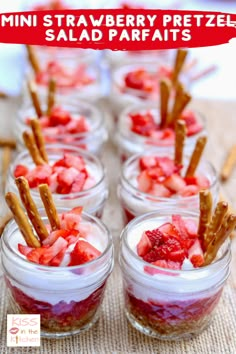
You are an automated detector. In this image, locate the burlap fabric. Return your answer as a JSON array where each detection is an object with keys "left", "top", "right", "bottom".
[{"left": 0, "top": 98, "right": 236, "bottom": 353}]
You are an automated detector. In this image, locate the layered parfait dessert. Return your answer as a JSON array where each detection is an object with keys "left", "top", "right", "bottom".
[
  {"left": 115, "top": 79, "right": 204, "bottom": 161},
  {"left": 118, "top": 121, "right": 218, "bottom": 224},
  {"left": 110, "top": 49, "right": 189, "bottom": 116},
  {"left": 16, "top": 80, "right": 107, "bottom": 155},
  {"left": 2, "top": 182, "right": 113, "bottom": 337},
  {"left": 8, "top": 120, "right": 108, "bottom": 217},
  {"left": 119, "top": 193, "right": 236, "bottom": 339},
  {"left": 26, "top": 45, "right": 102, "bottom": 103}
]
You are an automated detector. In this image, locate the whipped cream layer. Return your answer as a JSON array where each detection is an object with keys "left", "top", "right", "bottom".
[{"left": 3, "top": 221, "right": 110, "bottom": 305}]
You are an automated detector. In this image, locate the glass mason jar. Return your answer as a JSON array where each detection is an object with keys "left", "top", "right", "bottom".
[
  {"left": 118, "top": 149, "right": 218, "bottom": 224},
  {"left": 119, "top": 210, "right": 231, "bottom": 340},
  {"left": 110, "top": 63, "right": 189, "bottom": 118},
  {"left": 115, "top": 102, "right": 206, "bottom": 162},
  {"left": 25, "top": 53, "right": 103, "bottom": 104},
  {"left": 1, "top": 208, "right": 114, "bottom": 338},
  {"left": 6, "top": 145, "right": 108, "bottom": 218},
  {"left": 16, "top": 98, "right": 108, "bottom": 156}
]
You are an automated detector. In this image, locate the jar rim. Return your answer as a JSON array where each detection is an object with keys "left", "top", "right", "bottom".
[
  {"left": 2, "top": 208, "right": 113, "bottom": 272},
  {"left": 19, "top": 98, "right": 104, "bottom": 138},
  {"left": 9, "top": 144, "right": 106, "bottom": 199},
  {"left": 120, "top": 209, "right": 231, "bottom": 275},
  {"left": 118, "top": 102, "right": 206, "bottom": 147},
  {"left": 120, "top": 149, "right": 218, "bottom": 204}
]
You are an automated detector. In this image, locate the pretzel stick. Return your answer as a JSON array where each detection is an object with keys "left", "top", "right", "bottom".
[
  {"left": 15, "top": 177, "right": 48, "bottom": 242},
  {"left": 159, "top": 79, "right": 171, "bottom": 129},
  {"left": 30, "top": 119, "right": 48, "bottom": 163},
  {"left": 2, "top": 147, "right": 12, "bottom": 191},
  {"left": 47, "top": 78, "right": 56, "bottom": 116},
  {"left": 185, "top": 136, "right": 207, "bottom": 178},
  {"left": 167, "top": 83, "right": 184, "bottom": 126},
  {"left": 198, "top": 190, "right": 212, "bottom": 241},
  {"left": 174, "top": 120, "right": 186, "bottom": 166},
  {"left": 39, "top": 184, "right": 60, "bottom": 231},
  {"left": 220, "top": 145, "right": 236, "bottom": 182},
  {"left": 26, "top": 45, "right": 40, "bottom": 75},
  {"left": 203, "top": 214, "right": 236, "bottom": 266},
  {"left": 5, "top": 192, "right": 40, "bottom": 248},
  {"left": 171, "top": 92, "right": 192, "bottom": 123},
  {"left": 0, "top": 138, "right": 16, "bottom": 149},
  {"left": 0, "top": 213, "right": 12, "bottom": 237},
  {"left": 172, "top": 49, "right": 188, "bottom": 85},
  {"left": 203, "top": 201, "right": 228, "bottom": 250},
  {"left": 27, "top": 80, "right": 42, "bottom": 118},
  {"left": 23, "top": 131, "right": 45, "bottom": 166}
]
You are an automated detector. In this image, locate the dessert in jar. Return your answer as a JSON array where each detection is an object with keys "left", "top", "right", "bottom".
[
  {"left": 118, "top": 122, "right": 218, "bottom": 224},
  {"left": 110, "top": 49, "right": 189, "bottom": 116},
  {"left": 16, "top": 80, "right": 107, "bottom": 155},
  {"left": 119, "top": 193, "right": 236, "bottom": 340},
  {"left": 115, "top": 79, "right": 204, "bottom": 161},
  {"left": 2, "top": 184, "right": 113, "bottom": 338},
  {"left": 25, "top": 45, "right": 103, "bottom": 103},
  {"left": 7, "top": 120, "right": 108, "bottom": 218}
]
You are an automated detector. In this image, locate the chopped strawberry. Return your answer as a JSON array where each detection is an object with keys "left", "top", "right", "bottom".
[
  {"left": 69, "top": 240, "right": 101, "bottom": 266},
  {"left": 60, "top": 211, "right": 81, "bottom": 230},
  {"left": 196, "top": 175, "right": 210, "bottom": 189},
  {"left": 42, "top": 229, "right": 72, "bottom": 246},
  {"left": 71, "top": 172, "right": 87, "bottom": 193},
  {"left": 71, "top": 206, "right": 83, "bottom": 215},
  {"left": 49, "top": 246, "right": 67, "bottom": 266},
  {"left": 130, "top": 112, "right": 156, "bottom": 136},
  {"left": 145, "top": 229, "right": 164, "bottom": 246},
  {"left": 164, "top": 173, "right": 186, "bottom": 192},
  {"left": 139, "top": 156, "right": 157, "bottom": 171},
  {"left": 26, "top": 165, "right": 52, "bottom": 188},
  {"left": 137, "top": 232, "right": 152, "bottom": 257},
  {"left": 149, "top": 183, "right": 172, "bottom": 198},
  {"left": 179, "top": 185, "right": 200, "bottom": 197},
  {"left": 172, "top": 215, "right": 189, "bottom": 239},
  {"left": 27, "top": 248, "right": 45, "bottom": 263},
  {"left": 147, "top": 167, "right": 165, "bottom": 181},
  {"left": 137, "top": 170, "right": 152, "bottom": 193},
  {"left": 188, "top": 239, "right": 204, "bottom": 267},
  {"left": 184, "top": 219, "right": 198, "bottom": 238},
  {"left": 64, "top": 154, "right": 86, "bottom": 172},
  {"left": 144, "top": 260, "right": 181, "bottom": 275},
  {"left": 187, "top": 123, "right": 203, "bottom": 136},
  {"left": 39, "top": 237, "right": 68, "bottom": 265},
  {"left": 158, "top": 223, "right": 182, "bottom": 240},
  {"left": 57, "top": 167, "right": 79, "bottom": 187},
  {"left": 157, "top": 157, "right": 177, "bottom": 176},
  {"left": 14, "top": 165, "right": 29, "bottom": 178},
  {"left": 18, "top": 244, "right": 33, "bottom": 256},
  {"left": 184, "top": 176, "right": 198, "bottom": 185},
  {"left": 49, "top": 107, "right": 71, "bottom": 126},
  {"left": 125, "top": 70, "right": 145, "bottom": 90}
]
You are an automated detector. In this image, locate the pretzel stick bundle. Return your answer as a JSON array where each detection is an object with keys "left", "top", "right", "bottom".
[
  {"left": 159, "top": 79, "right": 171, "bottom": 129},
  {"left": 174, "top": 120, "right": 186, "bottom": 166},
  {"left": 30, "top": 119, "right": 48, "bottom": 163},
  {"left": 47, "top": 78, "right": 56, "bottom": 116},
  {"left": 185, "top": 136, "right": 207, "bottom": 178},
  {"left": 2, "top": 147, "right": 12, "bottom": 191},
  {"left": 172, "top": 49, "right": 188, "bottom": 85},
  {"left": 5, "top": 192, "right": 41, "bottom": 248},
  {"left": 220, "top": 144, "right": 236, "bottom": 182},
  {"left": 15, "top": 177, "right": 49, "bottom": 242},
  {"left": 203, "top": 213, "right": 236, "bottom": 266},
  {"left": 198, "top": 190, "right": 213, "bottom": 243},
  {"left": 27, "top": 80, "right": 42, "bottom": 118},
  {"left": 203, "top": 201, "right": 228, "bottom": 250},
  {"left": 23, "top": 131, "right": 45, "bottom": 166},
  {"left": 26, "top": 45, "right": 40, "bottom": 75},
  {"left": 0, "top": 213, "right": 12, "bottom": 237},
  {"left": 39, "top": 184, "right": 60, "bottom": 231}
]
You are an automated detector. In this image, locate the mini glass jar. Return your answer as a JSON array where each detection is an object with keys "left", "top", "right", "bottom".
[
  {"left": 6, "top": 145, "right": 108, "bottom": 218},
  {"left": 119, "top": 210, "right": 231, "bottom": 340},
  {"left": 110, "top": 63, "right": 189, "bottom": 117},
  {"left": 118, "top": 149, "right": 218, "bottom": 224},
  {"left": 115, "top": 102, "right": 206, "bottom": 162},
  {"left": 1, "top": 208, "right": 114, "bottom": 338},
  {"left": 15, "top": 98, "right": 108, "bottom": 156}
]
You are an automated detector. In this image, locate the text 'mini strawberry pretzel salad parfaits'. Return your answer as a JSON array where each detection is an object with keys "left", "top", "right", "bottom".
[
  {"left": 7, "top": 120, "right": 108, "bottom": 218},
  {"left": 115, "top": 77, "right": 205, "bottom": 161},
  {"left": 119, "top": 190, "right": 236, "bottom": 340},
  {"left": 118, "top": 120, "right": 218, "bottom": 224},
  {"left": 16, "top": 79, "right": 107, "bottom": 155},
  {"left": 1, "top": 182, "right": 113, "bottom": 338}
]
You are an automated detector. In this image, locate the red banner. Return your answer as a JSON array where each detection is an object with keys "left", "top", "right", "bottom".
[{"left": 0, "top": 9, "right": 235, "bottom": 49}]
